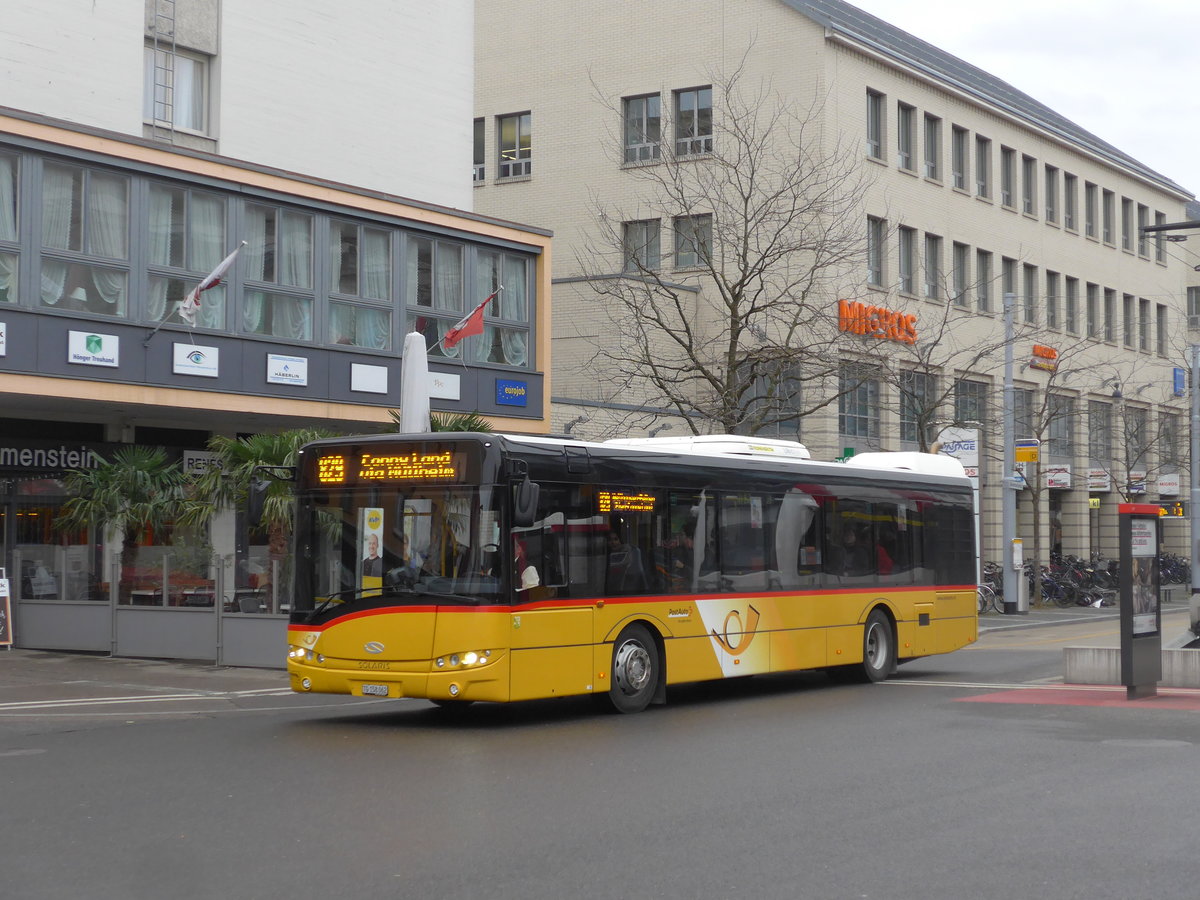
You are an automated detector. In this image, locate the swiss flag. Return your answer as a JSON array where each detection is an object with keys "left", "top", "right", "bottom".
[{"left": 443, "top": 287, "right": 500, "bottom": 349}]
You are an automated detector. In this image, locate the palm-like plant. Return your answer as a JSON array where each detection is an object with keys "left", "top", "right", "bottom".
[
  {"left": 178, "top": 429, "right": 335, "bottom": 569},
  {"left": 58, "top": 446, "right": 187, "bottom": 586},
  {"left": 388, "top": 410, "right": 494, "bottom": 433}
]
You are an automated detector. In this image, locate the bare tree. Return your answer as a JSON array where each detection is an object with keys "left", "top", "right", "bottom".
[{"left": 576, "top": 58, "right": 875, "bottom": 436}]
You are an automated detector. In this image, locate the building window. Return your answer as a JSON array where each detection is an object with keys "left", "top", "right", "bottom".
[
  {"left": 242, "top": 203, "right": 313, "bottom": 339},
  {"left": 1155, "top": 211, "right": 1167, "bottom": 262},
  {"left": 1022, "top": 263, "right": 1037, "bottom": 325},
  {"left": 328, "top": 219, "right": 393, "bottom": 349},
  {"left": 1063, "top": 173, "right": 1077, "bottom": 230},
  {"left": 1137, "top": 204, "right": 1149, "bottom": 257},
  {"left": 866, "top": 90, "right": 884, "bottom": 160},
  {"left": 147, "top": 183, "right": 227, "bottom": 327},
  {"left": 1121, "top": 197, "right": 1133, "bottom": 250},
  {"left": 1104, "top": 288, "right": 1116, "bottom": 342},
  {"left": 923, "top": 114, "right": 941, "bottom": 180},
  {"left": 1084, "top": 182, "right": 1097, "bottom": 238},
  {"left": 473, "top": 118, "right": 485, "bottom": 182},
  {"left": 975, "top": 135, "right": 991, "bottom": 198},
  {"left": 839, "top": 364, "right": 881, "bottom": 440},
  {"left": 1102, "top": 190, "right": 1115, "bottom": 244},
  {"left": 924, "top": 233, "right": 942, "bottom": 299},
  {"left": 1002, "top": 257, "right": 1016, "bottom": 308},
  {"left": 0, "top": 153, "right": 16, "bottom": 304},
  {"left": 1014, "top": 388, "right": 1034, "bottom": 438},
  {"left": 1044, "top": 165, "right": 1058, "bottom": 223},
  {"left": 1125, "top": 406, "right": 1149, "bottom": 472},
  {"left": 1122, "top": 293, "right": 1134, "bottom": 347},
  {"left": 976, "top": 249, "right": 992, "bottom": 312},
  {"left": 1085, "top": 283, "right": 1099, "bottom": 339},
  {"left": 143, "top": 45, "right": 209, "bottom": 132},
  {"left": 1139, "top": 297, "right": 1150, "bottom": 351},
  {"left": 897, "top": 103, "right": 915, "bottom": 170},
  {"left": 954, "top": 378, "right": 988, "bottom": 426},
  {"left": 951, "top": 126, "right": 968, "bottom": 190},
  {"left": 1045, "top": 271, "right": 1059, "bottom": 329},
  {"left": 498, "top": 113, "right": 532, "bottom": 178},
  {"left": 1189, "top": 286, "right": 1200, "bottom": 323},
  {"left": 1088, "top": 400, "right": 1112, "bottom": 466},
  {"left": 867, "top": 216, "right": 885, "bottom": 287},
  {"left": 1021, "top": 155, "right": 1037, "bottom": 215},
  {"left": 470, "top": 250, "right": 530, "bottom": 368},
  {"left": 624, "top": 93, "right": 661, "bottom": 163},
  {"left": 675, "top": 87, "right": 712, "bottom": 156},
  {"left": 40, "top": 162, "right": 130, "bottom": 317},
  {"left": 951, "top": 241, "right": 969, "bottom": 307},
  {"left": 1156, "top": 303, "right": 1168, "bottom": 355},
  {"left": 405, "top": 235, "right": 464, "bottom": 359},
  {"left": 1064, "top": 276, "right": 1078, "bottom": 334},
  {"left": 898, "top": 226, "right": 916, "bottom": 294},
  {"left": 673, "top": 214, "right": 711, "bottom": 268},
  {"left": 1159, "top": 413, "right": 1181, "bottom": 470},
  {"left": 623, "top": 219, "right": 661, "bottom": 271},
  {"left": 1046, "top": 394, "right": 1076, "bottom": 460},
  {"left": 899, "top": 370, "right": 934, "bottom": 445},
  {"left": 999, "top": 146, "right": 1015, "bottom": 207}
]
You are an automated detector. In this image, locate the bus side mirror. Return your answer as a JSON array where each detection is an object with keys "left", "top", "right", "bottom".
[
  {"left": 513, "top": 475, "right": 540, "bottom": 528},
  {"left": 247, "top": 478, "right": 269, "bottom": 529}
]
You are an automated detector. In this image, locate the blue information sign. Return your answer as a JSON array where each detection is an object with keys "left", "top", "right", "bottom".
[{"left": 496, "top": 379, "right": 528, "bottom": 407}]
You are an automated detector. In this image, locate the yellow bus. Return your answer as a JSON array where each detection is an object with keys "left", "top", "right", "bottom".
[{"left": 285, "top": 433, "right": 977, "bottom": 713}]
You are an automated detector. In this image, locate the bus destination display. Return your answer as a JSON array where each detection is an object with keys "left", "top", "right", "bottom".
[
  {"left": 598, "top": 490, "right": 655, "bottom": 512},
  {"left": 317, "top": 451, "right": 461, "bottom": 484}
]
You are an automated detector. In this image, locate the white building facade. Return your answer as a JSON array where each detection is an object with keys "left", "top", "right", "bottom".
[{"left": 473, "top": 0, "right": 1199, "bottom": 566}]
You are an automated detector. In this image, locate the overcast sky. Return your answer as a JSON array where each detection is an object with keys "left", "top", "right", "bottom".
[{"left": 846, "top": 0, "right": 1200, "bottom": 198}]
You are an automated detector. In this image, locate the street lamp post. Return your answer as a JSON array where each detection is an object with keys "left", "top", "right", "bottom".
[
  {"left": 1191, "top": 343, "right": 1200, "bottom": 634},
  {"left": 1002, "top": 291, "right": 1020, "bottom": 614}
]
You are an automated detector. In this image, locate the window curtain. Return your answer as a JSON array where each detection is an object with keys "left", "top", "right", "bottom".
[
  {"left": 434, "top": 242, "right": 462, "bottom": 312},
  {"left": 362, "top": 228, "right": 390, "bottom": 301},
  {"left": 499, "top": 256, "right": 528, "bottom": 365},
  {"left": 242, "top": 207, "right": 268, "bottom": 330},
  {"left": 357, "top": 306, "right": 389, "bottom": 349},
  {"left": 39, "top": 165, "right": 75, "bottom": 304},
  {"left": 280, "top": 211, "right": 311, "bottom": 289},
  {"left": 0, "top": 156, "right": 15, "bottom": 300},
  {"left": 191, "top": 193, "right": 225, "bottom": 328},
  {"left": 146, "top": 187, "right": 175, "bottom": 320},
  {"left": 85, "top": 173, "right": 128, "bottom": 310}
]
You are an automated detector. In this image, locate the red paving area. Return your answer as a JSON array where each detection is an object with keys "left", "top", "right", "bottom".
[{"left": 958, "top": 687, "right": 1200, "bottom": 710}]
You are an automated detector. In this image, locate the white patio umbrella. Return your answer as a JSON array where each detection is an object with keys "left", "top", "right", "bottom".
[{"left": 398, "top": 331, "right": 432, "bottom": 433}]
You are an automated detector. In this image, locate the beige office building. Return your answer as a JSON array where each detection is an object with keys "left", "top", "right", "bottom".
[{"left": 474, "top": 0, "right": 1200, "bottom": 566}]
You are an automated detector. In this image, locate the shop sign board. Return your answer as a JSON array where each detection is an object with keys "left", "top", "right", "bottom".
[
  {"left": 1044, "top": 464, "right": 1072, "bottom": 489},
  {"left": 172, "top": 343, "right": 219, "bottom": 377},
  {"left": 68, "top": 331, "right": 119, "bottom": 367},
  {"left": 267, "top": 354, "right": 308, "bottom": 386}
]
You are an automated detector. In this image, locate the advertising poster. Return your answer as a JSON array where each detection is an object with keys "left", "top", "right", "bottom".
[
  {"left": 1130, "top": 519, "right": 1158, "bottom": 635},
  {"left": 359, "top": 507, "right": 384, "bottom": 597}
]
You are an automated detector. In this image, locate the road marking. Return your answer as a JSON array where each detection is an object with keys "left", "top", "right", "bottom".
[{"left": 0, "top": 688, "right": 295, "bottom": 711}]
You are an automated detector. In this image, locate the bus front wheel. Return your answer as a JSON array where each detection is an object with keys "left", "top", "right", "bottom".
[{"left": 600, "top": 624, "right": 659, "bottom": 714}]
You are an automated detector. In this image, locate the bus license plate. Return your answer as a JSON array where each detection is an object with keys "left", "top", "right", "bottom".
[{"left": 361, "top": 684, "right": 389, "bottom": 697}]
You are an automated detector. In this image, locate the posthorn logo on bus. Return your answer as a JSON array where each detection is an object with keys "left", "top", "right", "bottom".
[{"left": 364, "top": 641, "right": 385, "bottom": 654}]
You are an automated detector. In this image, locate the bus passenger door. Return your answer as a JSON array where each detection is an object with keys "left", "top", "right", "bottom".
[{"left": 508, "top": 512, "right": 595, "bottom": 700}]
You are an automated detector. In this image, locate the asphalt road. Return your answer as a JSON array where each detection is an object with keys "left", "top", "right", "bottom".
[{"left": 2, "top": 607, "right": 1199, "bottom": 900}]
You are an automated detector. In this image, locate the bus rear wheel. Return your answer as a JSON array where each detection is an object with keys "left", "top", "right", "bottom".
[
  {"left": 599, "top": 623, "right": 659, "bottom": 714},
  {"left": 859, "top": 608, "right": 895, "bottom": 683}
]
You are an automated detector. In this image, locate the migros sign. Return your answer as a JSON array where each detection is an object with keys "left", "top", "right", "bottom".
[{"left": 837, "top": 299, "right": 917, "bottom": 344}]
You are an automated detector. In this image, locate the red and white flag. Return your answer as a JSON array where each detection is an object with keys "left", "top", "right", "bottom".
[
  {"left": 179, "top": 241, "right": 246, "bottom": 326},
  {"left": 442, "top": 286, "right": 501, "bottom": 350}
]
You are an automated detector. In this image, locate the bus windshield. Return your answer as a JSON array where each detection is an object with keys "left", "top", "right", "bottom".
[{"left": 292, "top": 482, "right": 503, "bottom": 614}]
